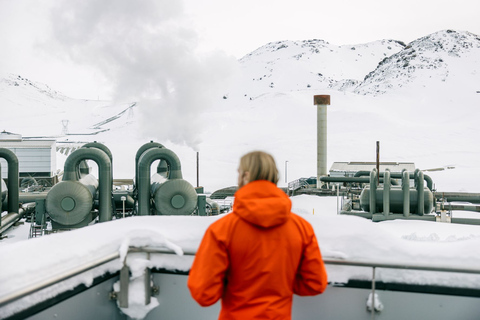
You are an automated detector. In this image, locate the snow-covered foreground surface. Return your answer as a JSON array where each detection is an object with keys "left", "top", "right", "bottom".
[{"left": 1, "top": 194, "right": 480, "bottom": 318}]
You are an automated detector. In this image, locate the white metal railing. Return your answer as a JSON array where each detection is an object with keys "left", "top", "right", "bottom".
[{"left": 2, "top": 248, "right": 480, "bottom": 318}]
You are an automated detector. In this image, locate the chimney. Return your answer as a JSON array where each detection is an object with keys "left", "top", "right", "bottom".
[{"left": 313, "top": 95, "right": 331, "bottom": 188}]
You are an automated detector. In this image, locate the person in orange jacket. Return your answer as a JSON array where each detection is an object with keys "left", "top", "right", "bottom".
[{"left": 187, "top": 151, "right": 328, "bottom": 319}]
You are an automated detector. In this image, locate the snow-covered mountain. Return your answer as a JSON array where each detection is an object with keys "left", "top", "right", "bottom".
[
  {"left": 355, "top": 30, "right": 480, "bottom": 95},
  {"left": 1, "top": 29, "right": 479, "bottom": 193}
]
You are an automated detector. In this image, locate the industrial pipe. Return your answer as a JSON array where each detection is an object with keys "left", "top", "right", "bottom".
[
  {"left": 402, "top": 170, "right": 410, "bottom": 217},
  {"left": 360, "top": 186, "right": 433, "bottom": 214},
  {"left": 135, "top": 141, "right": 165, "bottom": 189},
  {"left": 137, "top": 147, "right": 192, "bottom": 215},
  {"left": 0, "top": 148, "right": 19, "bottom": 214},
  {"left": 319, "top": 176, "right": 397, "bottom": 184},
  {"left": 415, "top": 169, "right": 425, "bottom": 215},
  {"left": 0, "top": 203, "right": 35, "bottom": 234},
  {"left": 83, "top": 142, "right": 113, "bottom": 178},
  {"left": 383, "top": 170, "right": 391, "bottom": 216},
  {"left": 369, "top": 169, "right": 377, "bottom": 214},
  {"left": 61, "top": 148, "right": 112, "bottom": 222},
  {"left": 434, "top": 192, "right": 480, "bottom": 204},
  {"left": 354, "top": 171, "right": 433, "bottom": 190}
]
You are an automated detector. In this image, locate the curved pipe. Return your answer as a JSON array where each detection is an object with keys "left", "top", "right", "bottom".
[
  {"left": 63, "top": 148, "right": 112, "bottom": 222},
  {"left": 402, "top": 170, "right": 410, "bottom": 217},
  {"left": 135, "top": 141, "right": 165, "bottom": 189},
  {"left": 354, "top": 171, "right": 433, "bottom": 190},
  {"left": 83, "top": 142, "right": 113, "bottom": 163},
  {"left": 0, "top": 148, "right": 19, "bottom": 214},
  {"left": 83, "top": 142, "right": 113, "bottom": 181},
  {"left": 137, "top": 148, "right": 183, "bottom": 215}
]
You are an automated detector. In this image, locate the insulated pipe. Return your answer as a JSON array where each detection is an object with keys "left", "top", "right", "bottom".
[
  {"left": 383, "top": 170, "right": 391, "bottom": 216},
  {"left": 319, "top": 176, "right": 396, "bottom": 184},
  {"left": 83, "top": 142, "right": 113, "bottom": 163},
  {"left": 135, "top": 142, "right": 165, "bottom": 188},
  {"left": 0, "top": 148, "right": 19, "bottom": 214},
  {"left": 416, "top": 170, "right": 425, "bottom": 215},
  {"left": 63, "top": 148, "right": 112, "bottom": 222},
  {"left": 402, "top": 170, "right": 410, "bottom": 217},
  {"left": 137, "top": 148, "right": 183, "bottom": 215},
  {"left": 313, "top": 95, "right": 331, "bottom": 188},
  {"left": 83, "top": 141, "right": 113, "bottom": 181},
  {"left": 434, "top": 192, "right": 480, "bottom": 204},
  {"left": 369, "top": 169, "right": 377, "bottom": 214},
  {"left": 0, "top": 204, "right": 36, "bottom": 234},
  {"left": 354, "top": 171, "right": 433, "bottom": 190}
]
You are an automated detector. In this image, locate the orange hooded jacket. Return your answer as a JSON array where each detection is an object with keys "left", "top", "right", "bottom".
[{"left": 187, "top": 180, "right": 328, "bottom": 319}]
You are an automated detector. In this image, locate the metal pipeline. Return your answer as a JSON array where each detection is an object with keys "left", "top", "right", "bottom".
[
  {"left": 137, "top": 147, "right": 191, "bottom": 215},
  {"left": 0, "top": 203, "right": 36, "bottom": 234},
  {"left": 82, "top": 142, "right": 113, "bottom": 179},
  {"left": 319, "top": 176, "right": 397, "bottom": 184},
  {"left": 0, "top": 148, "right": 19, "bottom": 214},
  {"left": 62, "top": 148, "right": 112, "bottom": 222},
  {"left": 354, "top": 171, "right": 433, "bottom": 190},
  {"left": 415, "top": 169, "right": 425, "bottom": 215},
  {"left": 434, "top": 192, "right": 480, "bottom": 204},
  {"left": 370, "top": 169, "right": 377, "bottom": 215},
  {"left": 402, "top": 170, "right": 410, "bottom": 217},
  {"left": 383, "top": 170, "right": 390, "bottom": 216},
  {"left": 135, "top": 141, "right": 165, "bottom": 189}
]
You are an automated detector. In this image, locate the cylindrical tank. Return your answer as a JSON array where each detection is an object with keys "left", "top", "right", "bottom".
[
  {"left": 46, "top": 177, "right": 96, "bottom": 226},
  {"left": 151, "top": 175, "right": 198, "bottom": 215},
  {"left": 360, "top": 185, "right": 433, "bottom": 214}
]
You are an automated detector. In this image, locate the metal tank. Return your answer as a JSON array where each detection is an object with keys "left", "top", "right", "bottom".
[
  {"left": 359, "top": 168, "right": 433, "bottom": 215},
  {"left": 359, "top": 186, "right": 434, "bottom": 214}
]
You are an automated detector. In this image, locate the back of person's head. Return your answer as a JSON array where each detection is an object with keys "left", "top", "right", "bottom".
[{"left": 239, "top": 151, "right": 279, "bottom": 185}]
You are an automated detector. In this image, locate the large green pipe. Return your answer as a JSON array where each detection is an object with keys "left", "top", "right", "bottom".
[
  {"left": 137, "top": 148, "right": 183, "bottom": 215},
  {"left": 83, "top": 142, "right": 113, "bottom": 163},
  {"left": 83, "top": 141, "right": 113, "bottom": 180},
  {"left": 63, "top": 148, "right": 112, "bottom": 222},
  {"left": 135, "top": 141, "right": 165, "bottom": 189},
  {"left": 415, "top": 169, "right": 425, "bottom": 215},
  {"left": 0, "top": 148, "right": 19, "bottom": 214},
  {"left": 354, "top": 171, "right": 433, "bottom": 190}
]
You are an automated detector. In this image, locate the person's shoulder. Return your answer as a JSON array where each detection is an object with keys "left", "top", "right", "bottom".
[{"left": 208, "top": 212, "right": 240, "bottom": 231}]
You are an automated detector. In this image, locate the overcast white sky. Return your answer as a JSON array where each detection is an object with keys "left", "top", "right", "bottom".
[{"left": 0, "top": 0, "right": 479, "bottom": 100}]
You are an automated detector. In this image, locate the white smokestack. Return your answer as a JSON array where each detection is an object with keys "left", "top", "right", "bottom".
[{"left": 314, "top": 95, "right": 331, "bottom": 188}]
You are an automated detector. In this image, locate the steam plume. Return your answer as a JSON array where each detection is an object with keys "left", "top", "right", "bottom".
[{"left": 48, "top": 0, "right": 237, "bottom": 148}]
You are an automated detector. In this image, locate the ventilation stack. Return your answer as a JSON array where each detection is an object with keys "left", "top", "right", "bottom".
[{"left": 314, "top": 95, "right": 331, "bottom": 188}]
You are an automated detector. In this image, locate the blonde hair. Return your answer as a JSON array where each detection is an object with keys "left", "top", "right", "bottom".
[{"left": 239, "top": 151, "right": 279, "bottom": 185}]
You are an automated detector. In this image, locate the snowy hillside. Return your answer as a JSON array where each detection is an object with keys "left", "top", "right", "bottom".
[
  {"left": 355, "top": 30, "right": 480, "bottom": 95},
  {"left": 0, "top": 29, "right": 479, "bottom": 193}
]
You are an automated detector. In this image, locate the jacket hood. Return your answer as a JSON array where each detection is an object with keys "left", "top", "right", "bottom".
[{"left": 233, "top": 180, "right": 292, "bottom": 228}]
